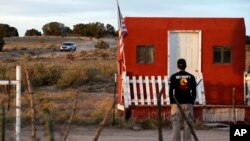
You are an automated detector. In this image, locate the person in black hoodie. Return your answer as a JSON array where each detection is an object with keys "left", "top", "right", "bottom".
[{"left": 169, "top": 58, "right": 197, "bottom": 141}]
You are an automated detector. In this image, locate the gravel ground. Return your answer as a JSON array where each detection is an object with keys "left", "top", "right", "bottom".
[{"left": 16, "top": 126, "right": 229, "bottom": 141}]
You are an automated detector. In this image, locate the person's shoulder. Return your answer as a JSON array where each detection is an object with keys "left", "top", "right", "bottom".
[
  {"left": 170, "top": 72, "right": 178, "bottom": 79},
  {"left": 170, "top": 73, "right": 175, "bottom": 79},
  {"left": 186, "top": 72, "right": 195, "bottom": 79},
  {"left": 185, "top": 71, "right": 195, "bottom": 78}
]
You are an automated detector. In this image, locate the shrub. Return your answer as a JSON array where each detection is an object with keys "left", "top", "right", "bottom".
[
  {"left": 99, "top": 64, "right": 117, "bottom": 78},
  {"left": 0, "top": 65, "right": 8, "bottom": 79},
  {"left": 20, "top": 54, "right": 32, "bottom": 61},
  {"left": 140, "top": 119, "right": 158, "bottom": 129},
  {"left": 85, "top": 68, "right": 100, "bottom": 82},
  {"left": 79, "top": 50, "right": 87, "bottom": 57},
  {"left": 56, "top": 65, "right": 87, "bottom": 88},
  {"left": 0, "top": 36, "right": 5, "bottom": 52},
  {"left": 56, "top": 66, "right": 106, "bottom": 89},
  {"left": 46, "top": 65, "right": 63, "bottom": 85},
  {"left": 42, "top": 22, "right": 70, "bottom": 36},
  {"left": 95, "top": 40, "right": 109, "bottom": 49},
  {"left": 25, "top": 29, "right": 42, "bottom": 36},
  {"left": 247, "top": 35, "right": 250, "bottom": 45},
  {"left": 100, "top": 51, "right": 108, "bottom": 59},
  {"left": 66, "top": 53, "right": 75, "bottom": 60},
  {"left": 28, "top": 63, "right": 63, "bottom": 87},
  {"left": 0, "top": 24, "right": 19, "bottom": 37},
  {"left": 28, "top": 63, "right": 47, "bottom": 87}
]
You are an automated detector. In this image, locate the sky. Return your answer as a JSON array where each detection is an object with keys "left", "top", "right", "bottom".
[{"left": 0, "top": 0, "right": 249, "bottom": 36}]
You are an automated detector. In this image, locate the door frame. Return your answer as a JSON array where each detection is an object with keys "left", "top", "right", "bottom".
[{"left": 167, "top": 30, "right": 202, "bottom": 77}]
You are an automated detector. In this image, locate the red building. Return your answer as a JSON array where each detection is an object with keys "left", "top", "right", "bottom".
[{"left": 117, "top": 17, "right": 250, "bottom": 122}]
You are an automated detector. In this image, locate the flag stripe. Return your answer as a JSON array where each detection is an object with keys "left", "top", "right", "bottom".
[{"left": 117, "top": 3, "right": 127, "bottom": 72}]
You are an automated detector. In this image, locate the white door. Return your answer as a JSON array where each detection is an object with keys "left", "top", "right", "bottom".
[{"left": 168, "top": 31, "right": 200, "bottom": 77}]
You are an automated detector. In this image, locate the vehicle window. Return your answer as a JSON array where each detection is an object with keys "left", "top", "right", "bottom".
[{"left": 63, "top": 43, "right": 74, "bottom": 46}]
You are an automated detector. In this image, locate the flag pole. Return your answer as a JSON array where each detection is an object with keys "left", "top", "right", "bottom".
[
  {"left": 116, "top": 0, "right": 121, "bottom": 74},
  {"left": 116, "top": 0, "right": 119, "bottom": 24},
  {"left": 117, "top": 0, "right": 127, "bottom": 72}
]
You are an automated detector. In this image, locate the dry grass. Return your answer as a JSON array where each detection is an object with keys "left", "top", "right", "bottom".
[
  {"left": 3, "top": 36, "right": 90, "bottom": 50},
  {"left": 0, "top": 89, "right": 115, "bottom": 126},
  {"left": 0, "top": 36, "right": 121, "bottom": 133}
]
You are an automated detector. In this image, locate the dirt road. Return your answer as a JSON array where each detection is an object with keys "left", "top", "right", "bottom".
[
  {"left": 1, "top": 37, "right": 117, "bottom": 60},
  {"left": 18, "top": 126, "right": 229, "bottom": 141},
  {"left": 38, "top": 38, "right": 117, "bottom": 58}
]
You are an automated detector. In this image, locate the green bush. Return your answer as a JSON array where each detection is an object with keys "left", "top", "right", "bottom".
[{"left": 0, "top": 36, "right": 5, "bottom": 52}]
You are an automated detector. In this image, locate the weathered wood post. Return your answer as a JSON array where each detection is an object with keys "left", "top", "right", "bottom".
[
  {"left": 2, "top": 105, "right": 6, "bottom": 141},
  {"left": 173, "top": 91, "right": 199, "bottom": 141},
  {"left": 25, "top": 68, "right": 37, "bottom": 141},
  {"left": 93, "top": 98, "right": 117, "bottom": 141},
  {"left": 62, "top": 91, "right": 78, "bottom": 141},
  {"left": 232, "top": 87, "right": 236, "bottom": 124}
]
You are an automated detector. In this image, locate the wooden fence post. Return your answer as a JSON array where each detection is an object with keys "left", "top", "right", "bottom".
[
  {"left": 93, "top": 98, "right": 117, "bottom": 141},
  {"left": 62, "top": 91, "right": 78, "bottom": 141},
  {"left": 232, "top": 87, "right": 236, "bottom": 124},
  {"left": 25, "top": 68, "right": 37, "bottom": 141},
  {"left": 1, "top": 105, "right": 6, "bottom": 141}
]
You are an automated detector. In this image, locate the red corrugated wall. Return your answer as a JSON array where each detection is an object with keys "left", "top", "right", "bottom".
[{"left": 118, "top": 17, "right": 245, "bottom": 105}]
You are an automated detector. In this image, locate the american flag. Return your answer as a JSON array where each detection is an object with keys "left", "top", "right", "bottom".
[{"left": 117, "top": 3, "right": 127, "bottom": 71}]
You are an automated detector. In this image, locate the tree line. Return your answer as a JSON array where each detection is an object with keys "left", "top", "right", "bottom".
[
  {"left": 1, "top": 22, "right": 250, "bottom": 44},
  {"left": 247, "top": 35, "right": 250, "bottom": 45},
  {"left": 0, "top": 22, "right": 117, "bottom": 38},
  {"left": 0, "top": 24, "right": 19, "bottom": 37}
]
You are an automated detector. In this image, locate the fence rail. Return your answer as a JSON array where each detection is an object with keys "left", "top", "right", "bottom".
[{"left": 122, "top": 72, "right": 169, "bottom": 108}]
